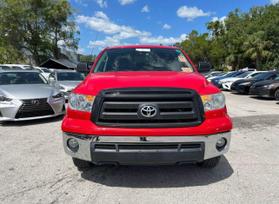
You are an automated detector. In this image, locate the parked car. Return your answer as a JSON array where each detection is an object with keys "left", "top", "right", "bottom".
[
  {"left": 2, "top": 64, "right": 33, "bottom": 70},
  {"left": 0, "top": 64, "right": 24, "bottom": 70},
  {"left": 62, "top": 45, "right": 232, "bottom": 170},
  {"left": 205, "top": 71, "right": 224, "bottom": 79},
  {"left": 207, "top": 72, "right": 227, "bottom": 82},
  {"left": 0, "top": 65, "right": 12, "bottom": 70},
  {"left": 220, "top": 71, "right": 265, "bottom": 90},
  {"left": 231, "top": 71, "right": 279, "bottom": 94},
  {"left": 249, "top": 76, "right": 279, "bottom": 100},
  {"left": 48, "top": 70, "right": 85, "bottom": 100},
  {"left": 0, "top": 70, "right": 65, "bottom": 121},
  {"left": 211, "top": 71, "right": 246, "bottom": 88}
]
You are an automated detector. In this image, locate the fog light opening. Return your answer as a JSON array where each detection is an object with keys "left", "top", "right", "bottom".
[
  {"left": 67, "top": 138, "right": 79, "bottom": 152},
  {"left": 216, "top": 137, "right": 227, "bottom": 151}
]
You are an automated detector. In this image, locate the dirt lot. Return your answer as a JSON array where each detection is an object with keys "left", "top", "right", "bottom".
[{"left": 0, "top": 92, "right": 279, "bottom": 204}]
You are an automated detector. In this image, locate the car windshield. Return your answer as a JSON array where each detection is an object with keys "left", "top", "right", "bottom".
[
  {"left": 57, "top": 72, "right": 84, "bottom": 81},
  {"left": 94, "top": 48, "right": 194, "bottom": 73},
  {"left": 238, "top": 71, "right": 252, "bottom": 78},
  {"left": 224, "top": 72, "right": 238, "bottom": 77},
  {"left": 0, "top": 72, "right": 47, "bottom": 85}
]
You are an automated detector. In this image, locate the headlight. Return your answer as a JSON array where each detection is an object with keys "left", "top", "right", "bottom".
[
  {"left": 69, "top": 93, "right": 95, "bottom": 112},
  {"left": 52, "top": 92, "right": 64, "bottom": 99},
  {"left": 0, "top": 95, "right": 13, "bottom": 104},
  {"left": 201, "top": 93, "right": 225, "bottom": 111},
  {"left": 264, "top": 84, "right": 275, "bottom": 88}
]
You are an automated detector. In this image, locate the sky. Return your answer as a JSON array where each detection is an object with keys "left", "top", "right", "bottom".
[{"left": 69, "top": 0, "right": 279, "bottom": 55}]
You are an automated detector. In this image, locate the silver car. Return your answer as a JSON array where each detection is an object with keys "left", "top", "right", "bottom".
[
  {"left": 48, "top": 70, "right": 85, "bottom": 100},
  {"left": 0, "top": 70, "right": 65, "bottom": 121}
]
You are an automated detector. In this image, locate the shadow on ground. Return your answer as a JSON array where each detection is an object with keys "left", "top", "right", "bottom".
[
  {"left": 0, "top": 115, "right": 64, "bottom": 127},
  {"left": 80, "top": 156, "right": 233, "bottom": 188},
  {"left": 250, "top": 96, "right": 275, "bottom": 101}
]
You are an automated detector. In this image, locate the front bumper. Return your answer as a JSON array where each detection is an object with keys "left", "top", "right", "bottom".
[
  {"left": 231, "top": 84, "right": 249, "bottom": 94},
  {"left": 63, "top": 132, "right": 231, "bottom": 165},
  {"left": 249, "top": 86, "right": 272, "bottom": 98},
  {"left": 0, "top": 97, "right": 65, "bottom": 122}
]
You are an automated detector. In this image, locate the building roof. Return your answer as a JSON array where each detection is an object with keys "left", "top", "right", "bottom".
[{"left": 40, "top": 58, "right": 77, "bottom": 69}]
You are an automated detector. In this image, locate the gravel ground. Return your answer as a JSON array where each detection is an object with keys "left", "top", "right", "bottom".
[{"left": 0, "top": 92, "right": 278, "bottom": 204}]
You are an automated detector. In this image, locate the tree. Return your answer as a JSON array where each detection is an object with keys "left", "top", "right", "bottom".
[
  {"left": 244, "top": 31, "right": 273, "bottom": 69},
  {"left": 79, "top": 54, "right": 95, "bottom": 63},
  {"left": 0, "top": 0, "right": 78, "bottom": 64}
]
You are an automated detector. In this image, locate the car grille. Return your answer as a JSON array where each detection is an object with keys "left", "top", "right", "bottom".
[
  {"left": 15, "top": 98, "right": 54, "bottom": 119},
  {"left": 91, "top": 88, "right": 204, "bottom": 128},
  {"left": 93, "top": 143, "right": 203, "bottom": 152}
]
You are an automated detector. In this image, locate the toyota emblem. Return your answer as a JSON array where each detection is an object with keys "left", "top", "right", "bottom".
[{"left": 139, "top": 105, "right": 158, "bottom": 118}]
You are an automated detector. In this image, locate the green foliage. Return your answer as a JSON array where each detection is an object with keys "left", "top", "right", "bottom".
[
  {"left": 179, "top": 4, "right": 279, "bottom": 70},
  {"left": 79, "top": 54, "right": 95, "bottom": 63},
  {"left": 0, "top": 0, "right": 79, "bottom": 64}
]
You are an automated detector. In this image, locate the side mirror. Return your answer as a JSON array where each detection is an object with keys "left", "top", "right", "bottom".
[
  {"left": 197, "top": 62, "right": 212, "bottom": 73},
  {"left": 77, "top": 63, "right": 90, "bottom": 74}
]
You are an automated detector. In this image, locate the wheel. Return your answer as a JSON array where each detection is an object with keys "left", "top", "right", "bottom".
[
  {"left": 275, "top": 89, "right": 279, "bottom": 100},
  {"left": 72, "top": 158, "right": 93, "bottom": 171},
  {"left": 197, "top": 156, "right": 221, "bottom": 168}
]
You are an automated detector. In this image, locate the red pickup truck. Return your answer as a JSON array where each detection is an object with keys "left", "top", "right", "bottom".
[{"left": 62, "top": 45, "right": 232, "bottom": 170}]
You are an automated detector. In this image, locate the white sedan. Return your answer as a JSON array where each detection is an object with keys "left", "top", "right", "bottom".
[{"left": 220, "top": 71, "right": 265, "bottom": 90}]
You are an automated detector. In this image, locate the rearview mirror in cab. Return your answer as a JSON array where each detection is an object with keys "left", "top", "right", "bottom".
[{"left": 197, "top": 62, "right": 212, "bottom": 73}]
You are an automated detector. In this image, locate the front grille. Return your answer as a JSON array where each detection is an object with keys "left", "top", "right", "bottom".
[
  {"left": 93, "top": 142, "right": 203, "bottom": 152},
  {"left": 91, "top": 88, "right": 204, "bottom": 128},
  {"left": 15, "top": 98, "right": 54, "bottom": 119}
]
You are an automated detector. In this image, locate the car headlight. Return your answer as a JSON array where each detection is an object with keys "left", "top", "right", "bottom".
[
  {"left": 201, "top": 93, "right": 225, "bottom": 112},
  {"left": 69, "top": 93, "right": 95, "bottom": 112},
  {"left": 0, "top": 95, "right": 13, "bottom": 104},
  {"left": 52, "top": 92, "right": 64, "bottom": 99},
  {"left": 264, "top": 84, "right": 275, "bottom": 88}
]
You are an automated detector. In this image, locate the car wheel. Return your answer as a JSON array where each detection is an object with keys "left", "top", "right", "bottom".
[
  {"left": 197, "top": 156, "right": 221, "bottom": 168},
  {"left": 275, "top": 89, "right": 279, "bottom": 100},
  {"left": 72, "top": 158, "right": 93, "bottom": 171}
]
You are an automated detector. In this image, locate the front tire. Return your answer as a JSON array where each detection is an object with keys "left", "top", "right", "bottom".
[
  {"left": 72, "top": 158, "right": 92, "bottom": 171},
  {"left": 197, "top": 156, "right": 221, "bottom": 168}
]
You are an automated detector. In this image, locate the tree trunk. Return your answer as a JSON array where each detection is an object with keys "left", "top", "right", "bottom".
[{"left": 256, "top": 52, "right": 262, "bottom": 70}]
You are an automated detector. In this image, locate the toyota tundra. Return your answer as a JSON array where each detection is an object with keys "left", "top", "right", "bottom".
[{"left": 61, "top": 45, "right": 233, "bottom": 170}]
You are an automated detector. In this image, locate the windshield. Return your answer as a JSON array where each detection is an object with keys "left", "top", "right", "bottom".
[
  {"left": 57, "top": 72, "right": 85, "bottom": 81},
  {"left": 0, "top": 72, "right": 47, "bottom": 85},
  {"left": 238, "top": 71, "right": 252, "bottom": 78},
  {"left": 223, "top": 72, "right": 237, "bottom": 78},
  {"left": 94, "top": 48, "right": 194, "bottom": 73}
]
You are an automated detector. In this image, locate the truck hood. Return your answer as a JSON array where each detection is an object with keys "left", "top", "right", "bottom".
[{"left": 75, "top": 71, "right": 217, "bottom": 95}]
